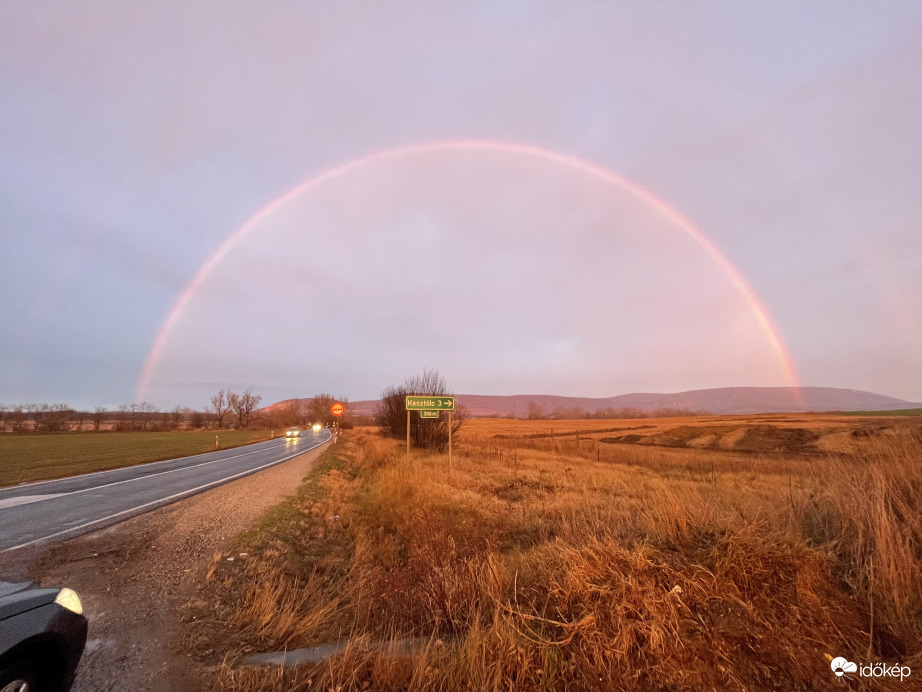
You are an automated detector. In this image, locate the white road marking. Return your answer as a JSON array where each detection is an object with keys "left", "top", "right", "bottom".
[
  {"left": 0, "top": 494, "right": 65, "bottom": 510},
  {"left": 0, "top": 436, "right": 288, "bottom": 494},
  {"left": 5, "top": 437, "right": 311, "bottom": 502},
  {"left": 0, "top": 431, "right": 332, "bottom": 553}
]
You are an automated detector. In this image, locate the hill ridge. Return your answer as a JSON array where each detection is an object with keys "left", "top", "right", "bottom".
[{"left": 267, "top": 386, "right": 921, "bottom": 418}]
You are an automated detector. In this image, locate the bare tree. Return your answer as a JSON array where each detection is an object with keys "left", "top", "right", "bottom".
[
  {"left": 26, "top": 404, "right": 41, "bottom": 432},
  {"left": 115, "top": 404, "right": 129, "bottom": 431},
  {"left": 269, "top": 399, "right": 303, "bottom": 429},
  {"left": 168, "top": 406, "right": 183, "bottom": 430},
  {"left": 550, "top": 406, "right": 587, "bottom": 420},
  {"left": 72, "top": 409, "right": 87, "bottom": 431},
  {"left": 306, "top": 394, "right": 353, "bottom": 428},
  {"left": 123, "top": 403, "right": 140, "bottom": 430},
  {"left": 305, "top": 393, "right": 337, "bottom": 427},
  {"left": 374, "top": 369, "right": 466, "bottom": 451},
  {"left": 127, "top": 403, "right": 137, "bottom": 429},
  {"left": 229, "top": 389, "right": 262, "bottom": 429},
  {"left": 527, "top": 403, "right": 546, "bottom": 420},
  {"left": 375, "top": 384, "right": 409, "bottom": 438},
  {"left": 8, "top": 406, "right": 26, "bottom": 434},
  {"left": 210, "top": 390, "right": 232, "bottom": 428},
  {"left": 138, "top": 402, "right": 158, "bottom": 430},
  {"left": 44, "top": 404, "right": 74, "bottom": 433}
]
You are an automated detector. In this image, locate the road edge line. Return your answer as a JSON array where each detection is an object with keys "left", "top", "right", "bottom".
[
  {"left": 1, "top": 434, "right": 333, "bottom": 553},
  {"left": 0, "top": 435, "right": 287, "bottom": 492}
]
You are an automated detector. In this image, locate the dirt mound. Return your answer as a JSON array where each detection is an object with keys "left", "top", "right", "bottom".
[
  {"left": 599, "top": 434, "right": 644, "bottom": 444},
  {"left": 493, "top": 425, "right": 653, "bottom": 440},
  {"left": 734, "top": 425, "right": 820, "bottom": 453},
  {"left": 600, "top": 424, "right": 821, "bottom": 454}
]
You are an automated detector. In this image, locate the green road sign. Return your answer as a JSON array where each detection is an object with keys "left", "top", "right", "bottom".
[
  {"left": 405, "top": 396, "right": 454, "bottom": 410},
  {"left": 419, "top": 410, "right": 440, "bottom": 419}
]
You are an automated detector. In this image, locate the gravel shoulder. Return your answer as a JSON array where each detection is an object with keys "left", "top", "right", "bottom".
[{"left": 0, "top": 439, "right": 331, "bottom": 692}]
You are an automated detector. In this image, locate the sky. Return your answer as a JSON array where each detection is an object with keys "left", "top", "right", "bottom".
[{"left": 1, "top": 1, "right": 921, "bottom": 410}]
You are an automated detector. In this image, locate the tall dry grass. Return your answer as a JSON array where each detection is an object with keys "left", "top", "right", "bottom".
[
  {"left": 819, "top": 436, "right": 922, "bottom": 657},
  {"left": 193, "top": 421, "right": 922, "bottom": 691}
]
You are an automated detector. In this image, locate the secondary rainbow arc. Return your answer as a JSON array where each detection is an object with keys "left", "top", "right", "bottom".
[{"left": 137, "top": 139, "right": 801, "bottom": 400}]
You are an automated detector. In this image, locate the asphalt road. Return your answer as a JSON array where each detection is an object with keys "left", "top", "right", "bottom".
[{"left": 0, "top": 430, "right": 332, "bottom": 552}]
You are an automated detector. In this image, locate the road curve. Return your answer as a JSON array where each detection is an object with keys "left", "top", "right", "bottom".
[{"left": 0, "top": 429, "right": 332, "bottom": 552}]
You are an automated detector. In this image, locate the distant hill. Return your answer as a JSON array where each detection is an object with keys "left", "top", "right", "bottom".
[{"left": 268, "top": 387, "right": 922, "bottom": 419}]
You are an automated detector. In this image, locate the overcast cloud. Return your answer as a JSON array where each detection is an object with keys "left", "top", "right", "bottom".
[{"left": 1, "top": 1, "right": 920, "bottom": 409}]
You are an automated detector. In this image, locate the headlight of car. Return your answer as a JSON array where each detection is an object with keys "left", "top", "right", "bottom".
[{"left": 54, "top": 588, "right": 83, "bottom": 615}]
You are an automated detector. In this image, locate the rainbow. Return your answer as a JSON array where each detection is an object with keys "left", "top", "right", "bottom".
[{"left": 136, "top": 139, "right": 801, "bottom": 400}]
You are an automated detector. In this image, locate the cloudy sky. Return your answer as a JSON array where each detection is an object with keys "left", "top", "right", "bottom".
[{"left": 1, "top": 1, "right": 920, "bottom": 410}]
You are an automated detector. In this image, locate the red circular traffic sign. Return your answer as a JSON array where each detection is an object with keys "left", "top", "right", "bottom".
[{"left": 330, "top": 402, "right": 345, "bottom": 417}]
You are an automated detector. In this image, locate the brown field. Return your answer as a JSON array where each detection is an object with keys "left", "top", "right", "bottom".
[{"left": 185, "top": 415, "right": 922, "bottom": 691}]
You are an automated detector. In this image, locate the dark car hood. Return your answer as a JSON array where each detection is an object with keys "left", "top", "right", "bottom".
[
  {"left": 0, "top": 581, "right": 59, "bottom": 620},
  {"left": 0, "top": 582, "right": 31, "bottom": 599}
]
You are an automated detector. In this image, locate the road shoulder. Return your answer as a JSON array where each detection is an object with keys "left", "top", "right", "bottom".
[{"left": 0, "top": 439, "right": 330, "bottom": 692}]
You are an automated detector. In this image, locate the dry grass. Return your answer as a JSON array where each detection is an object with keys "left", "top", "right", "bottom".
[{"left": 188, "top": 417, "right": 922, "bottom": 691}]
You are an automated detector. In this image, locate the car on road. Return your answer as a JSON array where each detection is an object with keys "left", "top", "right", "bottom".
[
  {"left": 285, "top": 428, "right": 301, "bottom": 438},
  {"left": 0, "top": 581, "right": 88, "bottom": 692}
]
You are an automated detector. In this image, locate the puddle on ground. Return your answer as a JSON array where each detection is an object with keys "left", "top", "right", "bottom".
[
  {"left": 83, "top": 638, "right": 117, "bottom": 654},
  {"left": 243, "top": 637, "right": 436, "bottom": 667}
]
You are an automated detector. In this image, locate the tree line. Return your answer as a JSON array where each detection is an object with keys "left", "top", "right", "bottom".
[
  {"left": 0, "top": 387, "right": 708, "bottom": 435},
  {"left": 521, "top": 404, "right": 712, "bottom": 420},
  {"left": 0, "top": 402, "right": 197, "bottom": 433},
  {"left": 0, "top": 389, "right": 353, "bottom": 434},
  {"left": 260, "top": 393, "right": 352, "bottom": 430}
]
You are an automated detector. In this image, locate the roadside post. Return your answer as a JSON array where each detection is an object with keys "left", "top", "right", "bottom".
[
  {"left": 405, "top": 396, "right": 455, "bottom": 467},
  {"left": 331, "top": 402, "right": 345, "bottom": 443}
]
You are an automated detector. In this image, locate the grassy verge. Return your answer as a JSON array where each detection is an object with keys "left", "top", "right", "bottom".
[
  {"left": 188, "top": 424, "right": 922, "bottom": 691},
  {"left": 183, "top": 438, "right": 358, "bottom": 665},
  {"left": 0, "top": 430, "right": 276, "bottom": 486}
]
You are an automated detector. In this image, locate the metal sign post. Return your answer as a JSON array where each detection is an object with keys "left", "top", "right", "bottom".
[{"left": 405, "top": 396, "right": 455, "bottom": 466}]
